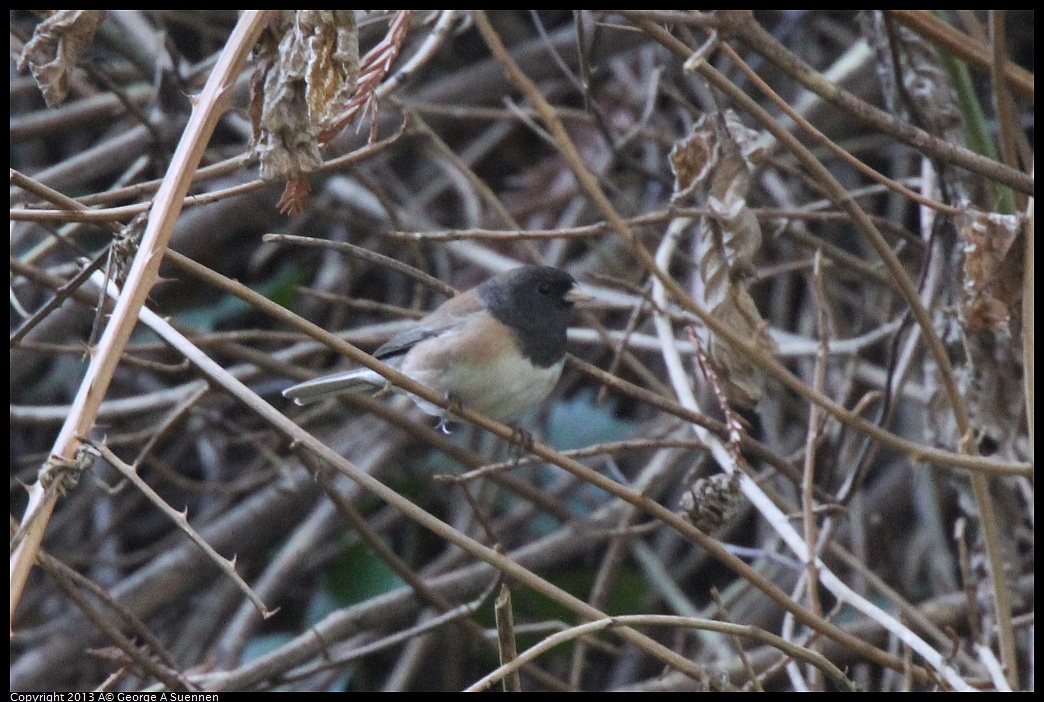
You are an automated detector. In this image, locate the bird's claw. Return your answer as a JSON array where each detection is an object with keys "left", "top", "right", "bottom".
[
  {"left": 509, "top": 426, "right": 534, "bottom": 460},
  {"left": 436, "top": 415, "right": 454, "bottom": 434},
  {"left": 437, "top": 393, "right": 464, "bottom": 434}
]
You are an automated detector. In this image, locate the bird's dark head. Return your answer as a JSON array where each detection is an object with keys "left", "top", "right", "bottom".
[{"left": 478, "top": 266, "right": 582, "bottom": 367}]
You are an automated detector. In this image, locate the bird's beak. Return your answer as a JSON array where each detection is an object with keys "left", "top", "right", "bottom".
[{"left": 565, "top": 285, "right": 597, "bottom": 308}]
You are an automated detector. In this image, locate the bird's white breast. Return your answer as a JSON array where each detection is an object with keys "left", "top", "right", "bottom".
[{"left": 400, "top": 314, "right": 565, "bottom": 424}]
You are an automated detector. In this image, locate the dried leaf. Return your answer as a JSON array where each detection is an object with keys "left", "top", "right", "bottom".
[
  {"left": 251, "top": 11, "right": 359, "bottom": 183},
  {"left": 958, "top": 206, "right": 1022, "bottom": 333},
  {"left": 670, "top": 124, "right": 718, "bottom": 201},
  {"left": 294, "top": 10, "right": 360, "bottom": 127},
  {"left": 950, "top": 206, "right": 1026, "bottom": 459},
  {"left": 18, "top": 10, "right": 107, "bottom": 107},
  {"left": 673, "top": 111, "right": 775, "bottom": 407}
]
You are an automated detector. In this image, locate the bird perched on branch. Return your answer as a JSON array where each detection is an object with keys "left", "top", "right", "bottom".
[{"left": 283, "top": 265, "right": 585, "bottom": 430}]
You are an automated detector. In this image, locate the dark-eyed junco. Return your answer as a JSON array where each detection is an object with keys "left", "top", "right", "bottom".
[{"left": 283, "top": 265, "right": 583, "bottom": 428}]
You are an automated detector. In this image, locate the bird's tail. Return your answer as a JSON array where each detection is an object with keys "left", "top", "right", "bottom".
[{"left": 282, "top": 369, "right": 386, "bottom": 405}]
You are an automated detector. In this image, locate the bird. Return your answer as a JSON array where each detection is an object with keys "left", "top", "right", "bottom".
[{"left": 283, "top": 265, "right": 584, "bottom": 430}]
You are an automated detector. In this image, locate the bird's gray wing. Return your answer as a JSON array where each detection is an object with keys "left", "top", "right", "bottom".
[{"left": 372, "top": 292, "right": 483, "bottom": 359}]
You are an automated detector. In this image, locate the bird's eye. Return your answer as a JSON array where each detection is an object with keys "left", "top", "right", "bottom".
[{"left": 538, "top": 282, "right": 552, "bottom": 295}]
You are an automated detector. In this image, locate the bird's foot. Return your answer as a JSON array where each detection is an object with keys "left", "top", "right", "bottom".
[
  {"left": 437, "top": 394, "right": 465, "bottom": 434},
  {"left": 508, "top": 426, "right": 534, "bottom": 461}
]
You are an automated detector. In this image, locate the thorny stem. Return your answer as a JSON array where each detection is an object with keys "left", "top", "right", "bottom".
[{"left": 10, "top": 9, "right": 279, "bottom": 626}]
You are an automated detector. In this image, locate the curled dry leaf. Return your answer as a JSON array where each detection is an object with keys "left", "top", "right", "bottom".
[
  {"left": 951, "top": 205, "right": 1027, "bottom": 460},
  {"left": 671, "top": 110, "right": 774, "bottom": 407},
  {"left": 18, "top": 10, "right": 107, "bottom": 108},
  {"left": 251, "top": 11, "right": 359, "bottom": 184},
  {"left": 958, "top": 205, "right": 1022, "bottom": 334}
]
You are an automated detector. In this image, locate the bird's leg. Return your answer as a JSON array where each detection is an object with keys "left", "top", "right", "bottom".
[
  {"left": 437, "top": 394, "right": 464, "bottom": 434},
  {"left": 507, "top": 426, "right": 534, "bottom": 463}
]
